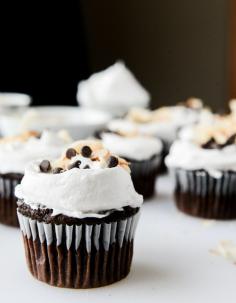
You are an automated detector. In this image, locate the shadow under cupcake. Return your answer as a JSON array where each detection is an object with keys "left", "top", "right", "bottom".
[{"left": 16, "top": 140, "right": 143, "bottom": 288}]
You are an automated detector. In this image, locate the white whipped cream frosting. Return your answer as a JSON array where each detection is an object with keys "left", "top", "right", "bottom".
[
  {"left": 165, "top": 140, "right": 236, "bottom": 176},
  {"left": 108, "top": 106, "right": 199, "bottom": 144},
  {"left": 15, "top": 161, "right": 143, "bottom": 218},
  {"left": 101, "top": 132, "right": 163, "bottom": 161},
  {"left": 77, "top": 62, "right": 150, "bottom": 116},
  {"left": 0, "top": 130, "right": 71, "bottom": 174}
]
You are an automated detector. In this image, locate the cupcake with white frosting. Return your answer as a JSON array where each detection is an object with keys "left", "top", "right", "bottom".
[
  {"left": 98, "top": 128, "right": 163, "bottom": 198},
  {"left": 77, "top": 61, "right": 150, "bottom": 117},
  {"left": 0, "top": 130, "right": 71, "bottom": 226},
  {"left": 126, "top": 98, "right": 204, "bottom": 148},
  {"left": 16, "top": 140, "right": 143, "bottom": 288},
  {"left": 166, "top": 113, "right": 236, "bottom": 219}
]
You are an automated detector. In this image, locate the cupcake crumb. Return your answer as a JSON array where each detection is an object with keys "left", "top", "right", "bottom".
[{"left": 210, "top": 240, "right": 236, "bottom": 264}]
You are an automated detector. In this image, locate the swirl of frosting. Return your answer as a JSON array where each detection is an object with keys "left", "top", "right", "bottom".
[
  {"left": 101, "top": 132, "right": 163, "bottom": 161},
  {"left": 77, "top": 62, "right": 150, "bottom": 116},
  {"left": 15, "top": 140, "right": 143, "bottom": 218},
  {"left": 0, "top": 130, "right": 72, "bottom": 174}
]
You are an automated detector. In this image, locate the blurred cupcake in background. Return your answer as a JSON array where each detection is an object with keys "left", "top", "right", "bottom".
[
  {"left": 77, "top": 61, "right": 150, "bottom": 117},
  {"left": 0, "top": 130, "right": 71, "bottom": 227},
  {"left": 166, "top": 111, "right": 236, "bottom": 219},
  {"left": 16, "top": 140, "right": 143, "bottom": 288},
  {"left": 126, "top": 97, "right": 205, "bottom": 150},
  {"left": 104, "top": 97, "right": 207, "bottom": 172},
  {"left": 98, "top": 127, "right": 163, "bottom": 198}
]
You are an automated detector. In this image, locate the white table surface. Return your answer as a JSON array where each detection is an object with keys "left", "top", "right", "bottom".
[{"left": 1, "top": 174, "right": 236, "bottom": 303}]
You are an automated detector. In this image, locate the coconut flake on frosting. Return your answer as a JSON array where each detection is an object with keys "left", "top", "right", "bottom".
[
  {"left": 46, "top": 139, "right": 131, "bottom": 173},
  {"left": 179, "top": 114, "right": 236, "bottom": 148},
  {"left": 15, "top": 139, "right": 143, "bottom": 218},
  {"left": 77, "top": 62, "right": 150, "bottom": 116},
  {"left": 126, "top": 105, "right": 199, "bottom": 125}
]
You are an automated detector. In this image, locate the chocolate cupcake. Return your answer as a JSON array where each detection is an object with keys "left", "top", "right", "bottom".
[
  {"left": 166, "top": 113, "right": 236, "bottom": 219},
  {"left": 99, "top": 131, "right": 163, "bottom": 198},
  {"left": 16, "top": 140, "right": 143, "bottom": 288},
  {"left": 0, "top": 130, "right": 71, "bottom": 227},
  {"left": 107, "top": 98, "right": 206, "bottom": 172},
  {"left": 125, "top": 98, "right": 204, "bottom": 149}
]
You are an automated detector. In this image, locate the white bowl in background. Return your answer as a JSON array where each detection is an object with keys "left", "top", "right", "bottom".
[
  {"left": 0, "top": 93, "right": 31, "bottom": 111},
  {"left": 0, "top": 106, "right": 111, "bottom": 139}
]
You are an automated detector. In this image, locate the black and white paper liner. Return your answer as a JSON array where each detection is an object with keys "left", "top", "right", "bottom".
[
  {"left": 0, "top": 174, "right": 22, "bottom": 226},
  {"left": 129, "top": 154, "right": 162, "bottom": 199},
  {"left": 17, "top": 211, "right": 140, "bottom": 288},
  {"left": 171, "top": 168, "right": 236, "bottom": 219}
]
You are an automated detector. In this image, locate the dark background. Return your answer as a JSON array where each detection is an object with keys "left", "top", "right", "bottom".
[
  {"left": 0, "top": 0, "right": 89, "bottom": 106},
  {"left": 0, "top": 0, "right": 230, "bottom": 110}
]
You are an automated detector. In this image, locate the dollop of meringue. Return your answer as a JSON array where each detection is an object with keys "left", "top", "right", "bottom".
[
  {"left": 77, "top": 62, "right": 150, "bottom": 116},
  {"left": 15, "top": 144, "right": 143, "bottom": 217},
  {"left": 101, "top": 132, "right": 163, "bottom": 161},
  {"left": 0, "top": 130, "right": 71, "bottom": 174},
  {"left": 165, "top": 140, "right": 236, "bottom": 175}
]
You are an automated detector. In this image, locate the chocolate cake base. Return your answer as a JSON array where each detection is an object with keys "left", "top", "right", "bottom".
[
  {"left": 17, "top": 205, "right": 140, "bottom": 288},
  {"left": 0, "top": 173, "right": 23, "bottom": 227},
  {"left": 174, "top": 169, "right": 236, "bottom": 219},
  {"left": 128, "top": 154, "right": 162, "bottom": 199},
  {"left": 23, "top": 236, "right": 133, "bottom": 288}
]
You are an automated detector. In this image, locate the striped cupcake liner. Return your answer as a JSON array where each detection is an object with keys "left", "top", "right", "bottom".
[
  {"left": 172, "top": 168, "right": 236, "bottom": 219},
  {"left": 0, "top": 173, "right": 23, "bottom": 227},
  {"left": 17, "top": 210, "right": 140, "bottom": 288},
  {"left": 129, "top": 154, "right": 162, "bottom": 199}
]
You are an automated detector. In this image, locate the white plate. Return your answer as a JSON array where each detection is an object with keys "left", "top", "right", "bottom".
[{"left": 0, "top": 92, "right": 31, "bottom": 109}]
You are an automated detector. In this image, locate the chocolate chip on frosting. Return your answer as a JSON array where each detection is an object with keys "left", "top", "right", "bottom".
[
  {"left": 68, "top": 160, "right": 81, "bottom": 170},
  {"left": 108, "top": 156, "right": 119, "bottom": 168},
  {"left": 201, "top": 138, "right": 217, "bottom": 149},
  {"left": 84, "top": 165, "right": 90, "bottom": 169},
  {"left": 202, "top": 134, "right": 236, "bottom": 149},
  {"left": 66, "top": 148, "right": 77, "bottom": 159},
  {"left": 81, "top": 145, "right": 92, "bottom": 158},
  {"left": 52, "top": 167, "right": 63, "bottom": 174},
  {"left": 223, "top": 133, "right": 236, "bottom": 147},
  {"left": 39, "top": 160, "right": 51, "bottom": 173}
]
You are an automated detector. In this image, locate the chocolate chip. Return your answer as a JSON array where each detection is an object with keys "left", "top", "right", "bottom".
[
  {"left": 52, "top": 167, "right": 63, "bottom": 174},
  {"left": 108, "top": 156, "right": 119, "bottom": 168},
  {"left": 39, "top": 160, "right": 51, "bottom": 173},
  {"left": 84, "top": 165, "right": 90, "bottom": 169},
  {"left": 81, "top": 145, "right": 92, "bottom": 158},
  {"left": 68, "top": 160, "right": 81, "bottom": 170},
  {"left": 66, "top": 148, "right": 77, "bottom": 159},
  {"left": 223, "top": 133, "right": 236, "bottom": 147},
  {"left": 201, "top": 138, "right": 218, "bottom": 149},
  {"left": 36, "top": 133, "right": 42, "bottom": 139},
  {"left": 202, "top": 134, "right": 236, "bottom": 150}
]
